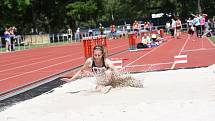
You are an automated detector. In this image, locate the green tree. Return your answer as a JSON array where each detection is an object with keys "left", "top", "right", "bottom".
[
  {"left": 66, "top": 0, "right": 97, "bottom": 28},
  {"left": 0, "top": 0, "right": 31, "bottom": 26}
]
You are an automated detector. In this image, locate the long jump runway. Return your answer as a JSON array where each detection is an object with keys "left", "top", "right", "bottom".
[
  {"left": 0, "top": 33, "right": 215, "bottom": 100},
  {"left": 0, "top": 38, "right": 129, "bottom": 100},
  {"left": 118, "top": 34, "right": 215, "bottom": 72}
]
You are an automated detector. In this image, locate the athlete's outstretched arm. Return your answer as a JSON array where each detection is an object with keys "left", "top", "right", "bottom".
[{"left": 61, "top": 58, "right": 92, "bottom": 82}]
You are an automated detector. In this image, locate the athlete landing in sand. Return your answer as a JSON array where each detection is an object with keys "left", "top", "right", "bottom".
[
  {"left": 62, "top": 45, "right": 143, "bottom": 93},
  {"left": 61, "top": 45, "right": 118, "bottom": 93}
]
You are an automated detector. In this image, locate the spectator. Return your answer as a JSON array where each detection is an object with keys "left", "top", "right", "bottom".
[
  {"left": 67, "top": 27, "right": 72, "bottom": 40},
  {"left": 170, "top": 18, "right": 176, "bottom": 38},
  {"left": 10, "top": 26, "right": 17, "bottom": 51},
  {"left": 110, "top": 23, "right": 116, "bottom": 39},
  {"left": 4, "top": 27, "right": 11, "bottom": 52},
  {"left": 175, "top": 16, "right": 182, "bottom": 39},
  {"left": 126, "top": 24, "right": 131, "bottom": 32},
  {"left": 99, "top": 23, "right": 105, "bottom": 35},
  {"left": 151, "top": 33, "right": 157, "bottom": 42},
  {"left": 192, "top": 13, "right": 201, "bottom": 38},
  {"left": 187, "top": 17, "right": 195, "bottom": 37},
  {"left": 200, "top": 13, "right": 208, "bottom": 36},
  {"left": 133, "top": 20, "right": 139, "bottom": 33},
  {"left": 165, "top": 21, "right": 171, "bottom": 34},
  {"left": 75, "top": 27, "right": 80, "bottom": 41},
  {"left": 88, "top": 28, "right": 93, "bottom": 36},
  {"left": 141, "top": 34, "right": 151, "bottom": 44}
]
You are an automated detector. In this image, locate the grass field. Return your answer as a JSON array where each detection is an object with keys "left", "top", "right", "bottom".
[{"left": 209, "top": 35, "right": 215, "bottom": 44}]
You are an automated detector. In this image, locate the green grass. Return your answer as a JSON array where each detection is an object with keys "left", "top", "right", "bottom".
[{"left": 209, "top": 35, "right": 215, "bottom": 44}]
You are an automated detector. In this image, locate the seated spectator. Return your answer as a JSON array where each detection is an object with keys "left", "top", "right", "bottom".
[
  {"left": 141, "top": 34, "right": 151, "bottom": 44},
  {"left": 151, "top": 33, "right": 157, "bottom": 42}
]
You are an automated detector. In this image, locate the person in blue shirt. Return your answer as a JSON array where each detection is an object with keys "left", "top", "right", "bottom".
[
  {"left": 192, "top": 13, "right": 201, "bottom": 37},
  {"left": 4, "top": 27, "right": 11, "bottom": 52}
]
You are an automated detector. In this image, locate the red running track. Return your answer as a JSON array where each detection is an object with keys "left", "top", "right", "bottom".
[
  {"left": 0, "top": 38, "right": 129, "bottom": 100},
  {"left": 115, "top": 33, "right": 215, "bottom": 72},
  {"left": 0, "top": 33, "right": 215, "bottom": 100}
]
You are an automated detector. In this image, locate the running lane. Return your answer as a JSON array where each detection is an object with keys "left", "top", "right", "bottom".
[
  {"left": 176, "top": 35, "right": 215, "bottom": 68},
  {"left": 0, "top": 38, "right": 129, "bottom": 95},
  {"left": 113, "top": 33, "right": 189, "bottom": 72}
]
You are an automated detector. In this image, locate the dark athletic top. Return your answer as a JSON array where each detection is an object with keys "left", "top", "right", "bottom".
[{"left": 92, "top": 59, "right": 109, "bottom": 75}]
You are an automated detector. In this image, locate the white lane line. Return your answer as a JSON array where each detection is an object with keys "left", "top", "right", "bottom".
[
  {"left": 0, "top": 57, "right": 83, "bottom": 82},
  {"left": 0, "top": 54, "right": 54, "bottom": 68},
  {"left": 171, "top": 35, "right": 190, "bottom": 69},
  {"left": 125, "top": 62, "right": 174, "bottom": 67},
  {"left": 125, "top": 41, "right": 168, "bottom": 67},
  {"left": 182, "top": 48, "right": 215, "bottom": 52},
  {"left": 0, "top": 53, "right": 78, "bottom": 73}
]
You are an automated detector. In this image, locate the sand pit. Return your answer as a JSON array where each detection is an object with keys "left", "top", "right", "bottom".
[{"left": 0, "top": 65, "right": 215, "bottom": 121}]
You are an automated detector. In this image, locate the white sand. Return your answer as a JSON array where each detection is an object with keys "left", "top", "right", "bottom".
[{"left": 0, "top": 65, "right": 215, "bottom": 121}]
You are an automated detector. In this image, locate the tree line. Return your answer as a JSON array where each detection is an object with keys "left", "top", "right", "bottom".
[{"left": 0, "top": 0, "right": 214, "bottom": 34}]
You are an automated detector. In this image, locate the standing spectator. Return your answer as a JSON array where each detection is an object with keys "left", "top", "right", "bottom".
[
  {"left": 67, "top": 27, "right": 72, "bottom": 40},
  {"left": 110, "top": 23, "right": 116, "bottom": 39},
  {"left": 122, "top": 25, "right": 126, "bottom": 36},
  {"left": 88, "top": 28, "right": 93, "bottom": 36},
  {"left": 170, "top": 18, "right": 176, "bottom": 38},
  {"left": 165, "top": 21, "right": 171, "bottom": 34},
  {"left": 187, "top": 17, "right": 195, "bottom": 37},
  {"left": 10, "top": 26, "right": 17, "bottom": 51},
  {"left": 208, "top": 19, "right": 214, "bottom": 32},
  {"left": 75, "top": 27, "right": 80, "bottom": 41},
  {"left": 132, "top": 20, "right": 139, "bottom": 33},
  {"left": 4, "top": 27, "right": 11, "bottom": 52},
  {"left": 192, "top": 13, "right": 201, "bottom": 38},
  {"left": 200, "top": 13, "right": 208, "bottom": 36},
  {"left": 99, "top": 23, "right": 105, "bottom": 35},
  {"left": 175, "top": 16, "right": 182, "bottom": 39},
  {"left": 126, "top": 24, "right": 131, "bottom": 32}
]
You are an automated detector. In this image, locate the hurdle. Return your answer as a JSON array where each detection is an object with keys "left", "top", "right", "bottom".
[
  {"left": 174, "top": 55, "right": 188, "bottom": 64},
  {"left": 82, "top": 35, "right": 108, "bottom": 59},
  {"left": 110, "top": 58, "right": 128, "bottom": 70},
  {"left": 128, "top": 32, "right": 137, "bottom": 51}
]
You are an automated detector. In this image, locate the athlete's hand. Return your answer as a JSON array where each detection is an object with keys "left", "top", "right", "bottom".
[{"left": 60, "top": 78, "right": 73, "bottom": 83}]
